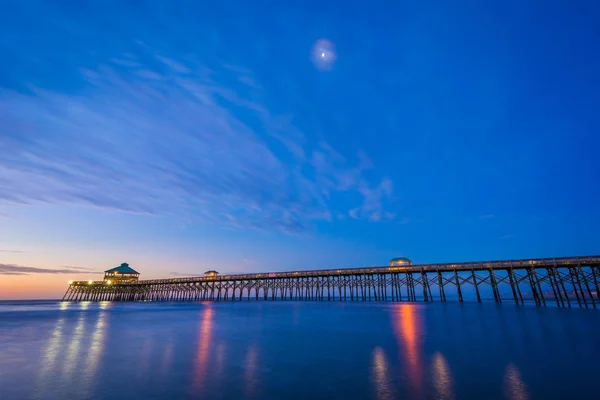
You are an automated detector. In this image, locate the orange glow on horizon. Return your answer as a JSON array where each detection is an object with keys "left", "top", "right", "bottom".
[{"left": 0, "top": 274, "right": 89, "bottom": 300}]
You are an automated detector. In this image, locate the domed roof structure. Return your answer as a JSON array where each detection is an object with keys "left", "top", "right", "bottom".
[
  {"left": 105, "top": 263, "right": 139, "bottom": 275},
  {"left": 390, "top": 257, "right": 412, "bottom": 266}
]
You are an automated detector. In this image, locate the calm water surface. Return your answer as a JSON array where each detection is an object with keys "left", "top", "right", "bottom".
[{"left": 0, "top": 301, "right": 598, "bottom": 399}]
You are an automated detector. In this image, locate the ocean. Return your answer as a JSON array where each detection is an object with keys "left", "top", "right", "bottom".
[{"left": 0, "top": 300, "right": 598, "bottom": 399}]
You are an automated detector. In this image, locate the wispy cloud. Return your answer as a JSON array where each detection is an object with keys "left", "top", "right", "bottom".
[
  {"left": 169, "top": 271, "right": 201, "bottom": 277},
  {"left": 397, "top": 217, "right": 410, "bottom": 225},
  {"left": 63, "top": 266, "right": 95, "bottom": 271},
  {"left": 0, "top": 41, "right": 395, "bottom": 233},
  {"left": 0, "top": 264, "right": 100, "bottom": 275},
  {"left": 0, "top": 249, "right": 24, "bottom": 253}
]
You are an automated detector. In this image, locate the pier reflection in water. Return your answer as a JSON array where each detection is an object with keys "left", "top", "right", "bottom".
[{"left": 1, "top": 301, "right": 599, "bottom": 400}]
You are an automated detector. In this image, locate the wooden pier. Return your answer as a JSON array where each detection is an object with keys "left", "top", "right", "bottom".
[{"left": 62, "top": 256, "right": 600, "bottom": 308}]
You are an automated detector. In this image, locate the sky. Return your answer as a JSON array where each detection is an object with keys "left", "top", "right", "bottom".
[{"left": 1, "top": 1, "right": 599, "bottom": 299}]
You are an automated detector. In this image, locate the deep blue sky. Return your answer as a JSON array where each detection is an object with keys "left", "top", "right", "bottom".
[{"left": 1, "top": 1, "right": 599, "bottom": 295}]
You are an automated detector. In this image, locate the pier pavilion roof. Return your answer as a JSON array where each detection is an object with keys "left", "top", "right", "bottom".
[
  {"left": 390, "top": 257, "right": 411, "bottom": 262},
  {"left": 204, "top": 270, "right": 219, "bottom": 275},
  {"left": 105, "top": 263, "right": 139, "bottom": 275}
]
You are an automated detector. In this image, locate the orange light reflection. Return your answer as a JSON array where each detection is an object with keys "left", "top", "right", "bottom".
[
  {"left": 193, "top": 305, "right": 214, "bottom": 391},
  {"left": 391, "top": 304, "right": 423, "bottom": 397}
]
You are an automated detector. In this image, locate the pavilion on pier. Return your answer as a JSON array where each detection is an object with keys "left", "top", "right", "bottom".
[{"left": 104, "top": 263, "right": 140, "bottom": 284}]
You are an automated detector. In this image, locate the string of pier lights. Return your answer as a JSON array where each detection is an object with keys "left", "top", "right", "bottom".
[{"left": 68, "top": 280, "right": 112, "bottom": 285}]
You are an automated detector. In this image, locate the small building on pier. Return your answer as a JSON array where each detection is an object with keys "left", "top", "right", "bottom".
[
  {"left": 204, "top": 270, "right": 219, "bottom": 278},
  {"left": 104, "top": 263, "right": 140, "bottom": 284},
  {"left": 390, "top": 257, "right": 411, "bottom": 267}
]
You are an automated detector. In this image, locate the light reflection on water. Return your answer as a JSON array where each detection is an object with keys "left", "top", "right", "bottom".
[
  {"left": 82, "top": 310, "right": 106, "bottom": 398},
  {"left": 432, "top": 352, "right": 454, "bottom": 400},
  {"left": 137, "top": 330, "right": 154, "bottom": 383},
  {"left": 34, "top": 316, "right": 65, "bottom": 396},
  {"left": 214, "top": 342, "right": 225, "bottom": 378},
  {"left": 504, "top": 363, "right": 528, "bottom": 400},
  {"left": 371, "top": 346, "right": 394, "bottom": 400},
  {"left": 192, "top": 305, "right": 214, "bottom": 392},
  {"left": 62, "top": 310, "right": 87, "bottom": 382},
  {"left": 1, "top": 301, "right": 599, "bottom": 400},
  {"left": 391, "top": 303, "right": 423, "bottom": 397},
  {"left": 244, "top": 344, "right": 258, "bottom": 398},
  {"left": 160, "top": 337, "right": 174, "bottom": 375}
]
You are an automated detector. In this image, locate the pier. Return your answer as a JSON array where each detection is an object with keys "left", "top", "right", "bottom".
[{"left": 62, "top": 256, "right": 600, "bottom": 308}]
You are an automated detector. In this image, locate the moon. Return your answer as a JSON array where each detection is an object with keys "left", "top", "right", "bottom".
[{"left": 311, "top": 39, "right": 336, "bottom": 71}]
